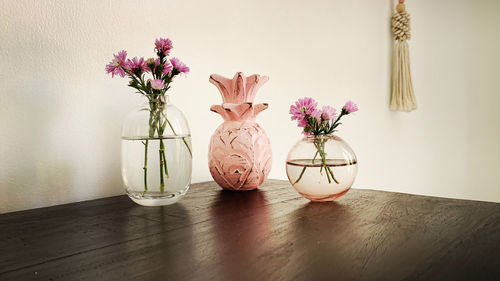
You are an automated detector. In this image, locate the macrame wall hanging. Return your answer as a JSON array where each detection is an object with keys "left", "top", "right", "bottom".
[{"left": 390, "top": 0, "right": 417, "bottom": 112}]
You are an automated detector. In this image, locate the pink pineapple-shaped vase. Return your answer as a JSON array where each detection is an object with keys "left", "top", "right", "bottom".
[{"left": 208, "top": 72, "right": 272, "bottom": 191}]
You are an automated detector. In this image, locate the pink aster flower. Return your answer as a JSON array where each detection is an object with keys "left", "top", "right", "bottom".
[
  {"left": 126, "top": 57, "right": 147, "bottom": 74},
  {"left": 170, "top": 57, "right": 190, "bottom": 73},
  {"left": 145, "top": 58, "right": 160, "bottom": 72},
  {"left": 149, "top": 79, "right": 165, "bottom": 90},
  {"left": 162, "top": 60, "right": 173, "bottom": 75},
  {"left": 289, "top": 97, "right": 318, "bottom": 122},
  {"left": 310, "top": 108, "right": 322, "bottom": 122},
  {"left": 105, "top": 50, "right": 128, "bottom": 78},
  {"left": 297, "top": 118, "right": 308, "bottom": 128},
  {"left": 343, "top": 101, "right": 358, "bottom": 114},
  {"left": 155, "top": 38, "right": 173, "bottom": 56},
  {"left": 321, "top": 105, "right": 337, "bottom": 120}
]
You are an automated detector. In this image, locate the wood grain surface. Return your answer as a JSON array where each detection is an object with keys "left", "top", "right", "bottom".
[{"left": 0, "top": 180, "right": 499, "bottom": 281}]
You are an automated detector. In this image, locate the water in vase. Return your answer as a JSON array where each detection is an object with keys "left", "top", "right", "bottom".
[
  {"left": 286, "top": 158, "right": 358, "bottom": 201},
  {"left": 121, "top": 135, "right": 192, "bottom": 206}
]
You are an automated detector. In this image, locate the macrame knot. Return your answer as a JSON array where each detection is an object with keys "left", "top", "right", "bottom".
[
  {"left": 392, "top": 11, "right": 411, "bottom": 41},
  {"left": 390, "top": 4, "right": 416, "bottom": 112}
]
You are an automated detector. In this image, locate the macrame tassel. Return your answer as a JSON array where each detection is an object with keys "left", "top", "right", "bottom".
[{"left": 390, "top": 0, "right": 417, "bottom": 112}]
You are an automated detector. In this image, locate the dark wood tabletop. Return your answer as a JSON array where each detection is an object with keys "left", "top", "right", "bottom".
[{"left": 1, "top": 180, "right": 499, "bottom": 281}]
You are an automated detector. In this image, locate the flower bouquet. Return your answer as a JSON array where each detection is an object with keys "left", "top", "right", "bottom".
[
  {"left": 106, "top": 38, "right": 192, "bottom": 206},
  {"left": 286, "top": 98, "right": 358, "bottom": 201}
]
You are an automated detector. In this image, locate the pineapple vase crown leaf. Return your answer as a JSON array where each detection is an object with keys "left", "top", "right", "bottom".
[{"left": 209, "top": 72, "right": 269, "bottom": 121}]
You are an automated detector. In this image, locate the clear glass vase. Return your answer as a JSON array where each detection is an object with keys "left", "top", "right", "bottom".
[
  {"left": 121, "top": 95, "right": 192, "bottom": 206},
  {"left": 286, "top": 135, "right": 357, "bottom": 202}
]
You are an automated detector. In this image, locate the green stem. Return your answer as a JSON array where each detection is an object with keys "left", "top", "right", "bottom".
[
  {"left": 143, "top": 140, "right": 148, "bottom": 193},
  {"left": 293, "top": 167, "right": 307, "bottom": 185},
  {"left": 326, "top": 166, "right": 339, "bottom": 184},
  {"left": 314, "top": 138, "right": 334, "bottom": 184},
  {"left": 293, "top": 150, "right": 320, "bottom": 185},
  {"left": 156, "top": 107, "right": 165, "bottom": 193},
  {"left": 321, "top": 141, "right": 329, "bottom": 182},
  {"left": 182, "top": 137, "right": 192, "bottom": 157},
  {"left": 331, "top": 111, "right": 345, "bottom": 130},
  {"left": 148, "top": 103, "right": 157, "bottom": 137},
  {"left": 159, "top": 147, "right": 165, "bottom": 193},
  {"left": 325, "top": 162, "right": 332, "bottom": 183},
  {"left": 166, "top": 118, "right": 192, "bottom": 157},
  {"left": 320, "top": 138, "right": 339, "bottom": 184},
  {"left": 157, "top": 105, "right": 169, "bottom": 181},
  {"left": 160, "top": 139, "right": 169, "bottom": 179},
  {"left": 318, "top": 148, "right": 323, "bottom": 175},
  {"left": 144, "top": 104, "right": 156, "bottom": 194},
  {"left": 320, "top": 142, "right": 330, "bottom": 183}
]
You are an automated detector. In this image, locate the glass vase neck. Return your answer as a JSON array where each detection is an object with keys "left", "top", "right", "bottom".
[{"left": 143, "top": 94, "right": 170, "bottom": 108}]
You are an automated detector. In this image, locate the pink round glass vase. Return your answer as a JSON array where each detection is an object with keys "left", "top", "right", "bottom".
[{"left": 286, "top": 135, "right": 358, "bottom": 201}]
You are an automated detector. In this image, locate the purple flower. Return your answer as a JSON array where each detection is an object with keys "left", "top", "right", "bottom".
[
  {"left": 297, "top": 118, "right": 308, "bottom": 128},
  {"left": 343, "top": 101, "right": 358, "bottom": 114},
  {"left": 149, "top": 79, "right": 165, "bottom": 90},
  {"left": 126, "top": 57, "right": 147, "bottom": 74},
  {"left": 145, "top": 57, "right": 172, "bottom": 75},
  {"left": 289, "top": 97, "right": 318, "bottom": 122},
  {"left": 155, "top": 38, "right": 173, "bottom": 56},
  {"left": 170, "top": 57, "right": 190, "bottom": 73},
  {"left": 310, "top": 108, "right": 322, "bottom": 123},
  {"left": 321, "top": 105, "right": 337, "bottom": 120},
  {"left": 162, "top": 60, "right": 173, "bottom": 75},
  {"left": 105, "top": 50, "right": 128, "bottom": 77},
  {"left": 145, "top": 58, "right": 160, "bottom": 73}
]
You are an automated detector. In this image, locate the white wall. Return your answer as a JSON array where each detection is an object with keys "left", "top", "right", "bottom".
[{"left": 1, "top": 0, "right": 499, "bottom": 213}]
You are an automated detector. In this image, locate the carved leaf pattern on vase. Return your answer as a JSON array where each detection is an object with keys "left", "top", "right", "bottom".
[{"left": 208, "top": 72, "right": 272, "bottom": 190}]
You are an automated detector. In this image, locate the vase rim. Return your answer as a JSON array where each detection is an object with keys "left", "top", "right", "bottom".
[{"left": 304, "top": 134, "right": 338, "bottom": 140}]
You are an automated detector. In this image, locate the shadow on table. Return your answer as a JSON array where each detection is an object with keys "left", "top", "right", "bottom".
[
  {"left": 286, "top": 201, "right": 361, "bottom": 280},
  {"left": 122, "top": 203, "right": 196, "bottom": 280},
  {"left": 210, "top": 189, "right": 271, "bottom": 280}
]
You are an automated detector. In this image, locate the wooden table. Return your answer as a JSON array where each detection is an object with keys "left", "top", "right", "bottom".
[{"left": 1, "top": 180, "right": 499, "bottom": 281}]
